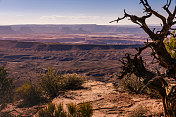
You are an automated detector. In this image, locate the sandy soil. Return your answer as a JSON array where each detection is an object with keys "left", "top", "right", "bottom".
[
  {"left": 52, "top": 80, "right": 164, "bottom": 117},
  {"left": 1, "top": 80, "right": 164, "bottom": 117}
]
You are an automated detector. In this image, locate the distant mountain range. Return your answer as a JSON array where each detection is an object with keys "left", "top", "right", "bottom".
[
  {"left": 0, "top": 24, "right": 151, "bottom": 35},
  {"left": 0, "top": 24, "right": 166, "bottom": 45}
]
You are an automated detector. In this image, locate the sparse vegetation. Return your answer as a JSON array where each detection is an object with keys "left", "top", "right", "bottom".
[
  {"left": 0, "top": 66, "right": 14, "bottom": 110},
  {"left": 78, "top": 102, "right": 93, "bottom": 117},
  {"left": 15, "top": 68, "right": 85, "bottom": 106},
  {"left": 38, "top": 102, "right": 93, "bottom": 117},
  {"left": 120, "top": 74, "right": 143, "bottom": 94},
  {"left": 40, "top": 68, "right": 61, "bottom": 99},
  {"left": 40, "top": 68, "right": 85, "bottom": 99},
  {"left": 16, "top": 82, "right": 42, "bottom": 106},
  {"left": 61, "top": 73, "right": 85, "bottom": 90},
  {"left": 118, "top": 74, "right": 160, "bottom": 98},
  {"left": 128, "top": 105, "right": 148, "bottom": 117},
  {"left": 38, "top": 103, "right": 67, "bottom": 117},
  {"left": 67, "top": 103, "right": 78, "bottom": 117}
]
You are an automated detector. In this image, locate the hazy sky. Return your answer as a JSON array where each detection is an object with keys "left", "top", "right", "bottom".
[{"left": 0, "top": 0, "right": 175, "bottom": 25}]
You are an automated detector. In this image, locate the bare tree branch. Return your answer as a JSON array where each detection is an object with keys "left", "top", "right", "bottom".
[
  {"left": 172, "top": 21, "right": 176, "bottom": 25},
  {"left": 140, "top": 0, "right": 167, "bottom": 26},
  {"left": 110, "top": 10, "right": 155, "bottom": 38},
  {"left": 163, "top": 0, "right": 172, "bottom": 16},
  {"left": 109, "top": 10, "right": 126, "bottom": 23}
]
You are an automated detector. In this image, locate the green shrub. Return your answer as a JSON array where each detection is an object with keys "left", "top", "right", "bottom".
[
  {"left": 38, "top": 103, "right": 67, "bottom": 117},
  {"left": 121, "top": 74, "right": 143, "bottom": 94},
  {"left": 38, "top": 102, "right": 93, "bottom": 117},
  {"left": 38, "top": 103, "right": 68, "bottom": 117},
  {"left": 55, "top": 104, "right": 67, "bottom": 117},
  {"left": 39, "top": 68, "right": 85, "bottom": 99},
  {"left": 61, "top": 74, "right": 85, "bottom": 90},
  {"left": 164, "top": 30, "right": 176, "bottom": 59},
  {"left": 0, "top": 66, "right": 14, "bottom": 104},
  {"left": 67, "top": 103, "right": 77, "bottom": 117},
  {"left": 16, "top": 82, "right": 42, "bottom": 106},
  {"left": 67, "top": 102, "right": 93, "bottom": 117},
  {"left": 78, "top": 102, "right": 93, "bottom": 117},
  {"left": 116, "top": 74, "right": 160, "bottom": 98},
  {"left": 39, "top": 68, "right": 62, "bottom": 99}
]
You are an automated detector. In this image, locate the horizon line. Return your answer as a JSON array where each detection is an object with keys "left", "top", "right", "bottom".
[{"left": 0, "top": 23, "right": 163, "bottom": 26}]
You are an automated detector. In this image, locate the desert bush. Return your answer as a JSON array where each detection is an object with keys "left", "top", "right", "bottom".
[
  {"left": 61, "top": 74, "right": 85, "bottom": 90},
  {"left": 38, "top": 103, "right": 67, "bottom": 117},
  {"left": 67, "top": 103, "right": 77, "bottom": 117},
  {"left": 16, "top": 82, "right": 42, "bottom": 106},
  {"left": 40, "top": 68, "right": 85, "bottom": 99},
  {"left": 128, "top": 105, "right": 148, "bottom": 117},
  {"left": 0, "top": 66, "right": 14, "bottom": 104},
  {"left": 117, "top": 74, "right": 160, "bottom": 98},
  {"left": 120, "top": 74, "right": 144, "bottom": 94},
  {"left": 67, "top": 102, "right": 93, "bottom": 117},
  {"left": 78, "top": 102, "right": 93, "bottom": 117},
  {"left": 39, "top": 68, "right": 62, "bottom": 99},
  {"left": 55, "top": 103, "right": 67, "bottom": 117},
  {"left": 38, "top": 102, "right": 93, "bottom": 117}
]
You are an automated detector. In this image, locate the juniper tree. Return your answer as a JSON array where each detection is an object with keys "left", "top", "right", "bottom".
[{"left": 111, "top": 0, "right": 176, "bottom": 116}]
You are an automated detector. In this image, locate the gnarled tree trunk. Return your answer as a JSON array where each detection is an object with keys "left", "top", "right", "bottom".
[{"left": 111, "top": 0, "right": 176, "bottom": 116}]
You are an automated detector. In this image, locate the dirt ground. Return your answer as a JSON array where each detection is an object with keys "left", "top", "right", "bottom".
[
  {"left": 52, "top": 80, "right": 164, "bottom": 117},
  {"left": 1, "top": 80, "right": 164, "bottom": 117}
]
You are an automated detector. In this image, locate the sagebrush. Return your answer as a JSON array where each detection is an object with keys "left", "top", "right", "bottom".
[
  {"left": 16, "top": 82, "right": 42, "bottom": 106},
  {"left": 38, "top": 102, "right": 93, "bottom": 117},
  {"left": 116, "top": 74, "right": 160, "bottom": 98},
  {"left": 40, "top": 68, "right": 85, "bottom": 99}
]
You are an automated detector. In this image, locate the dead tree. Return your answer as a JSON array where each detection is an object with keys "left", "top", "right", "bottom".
[{"left": 110, "top": 0, "right": 176, "bottom": 116}]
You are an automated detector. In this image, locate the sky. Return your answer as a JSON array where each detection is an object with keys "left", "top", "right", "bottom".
[{"left": 0, "top": 0, "right": 175, "bottom": 25}]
